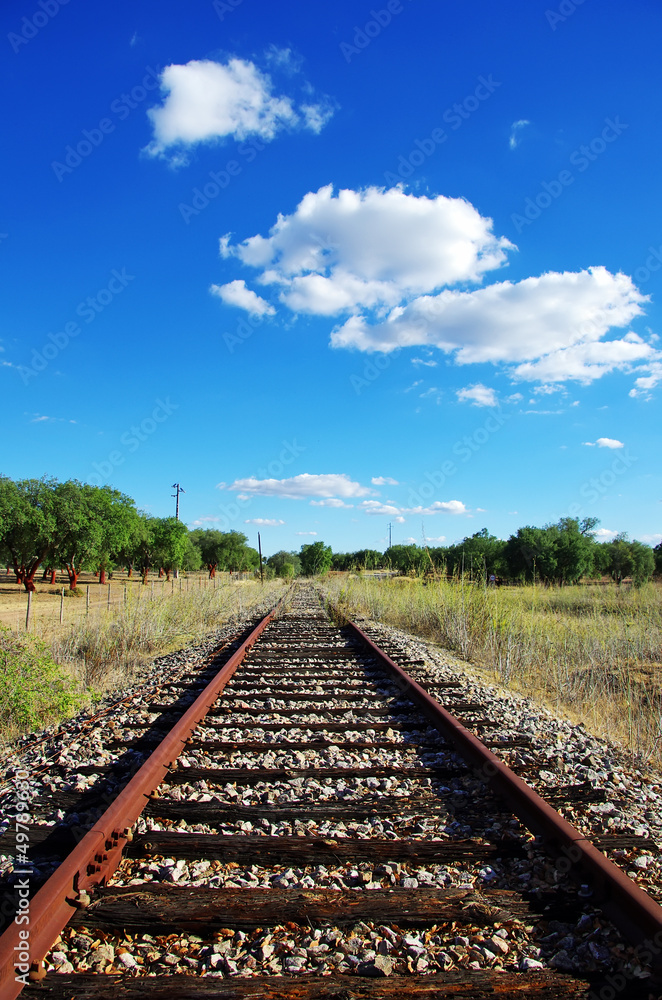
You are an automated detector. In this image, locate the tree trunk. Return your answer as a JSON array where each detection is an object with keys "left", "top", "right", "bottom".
[
  {"left": 99, "top": 568, "right": 107, "bottom": 585},
  {"left": 42, "top": 567, "right": 49, "bottom": 581},
  {"left": 166, "top": 569, "right": 171, "bottom": 582},
  {"left": 12, "top": 557, "right": 24, "bottom": 587},
  {"left": 142, "top": 566, "right": 149, "bottom": 585},
  {"left": 158, "top": 567, "right": 164, "bottom": 578},
  {"left": 127, "top": 564, "right": 133, "bottom": 578},
  {"left": 50, "top": 569, "right": 56, "bottom": 585},
  {"left": 208, "top": 564, "right": 217, "bottom": 579},
  {"left": 65, "top": 563, "right": 80, "bottom": 589}
]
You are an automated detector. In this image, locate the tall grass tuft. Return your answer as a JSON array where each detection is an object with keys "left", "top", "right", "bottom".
[
  {"left": 1, "top": 580, "right": 284, "bottom": 743},
  {"left": 327, "top": 576, "right": 662, "bottom": 765}
]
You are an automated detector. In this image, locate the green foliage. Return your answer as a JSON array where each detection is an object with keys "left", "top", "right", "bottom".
[
  {"left": 152, "top": 517, "right": 189, "bottom": 576},
  {"left": 190, "top": 529, "right": 260, "bottom": 574},
  {"left": 0, "top": 627, "right": 81, "bottom": 733},
  {"left": 267, "top": 550, "right": 302, "bottom": 577},
  {"left": 0, "top": 476, "right": 59, "bottom": 587},
  {"left": 299, "top": 541, "right": 333, "bottom": 576},
  {"left": 602, "top": 535, "right": 656, "bottom": 586}
]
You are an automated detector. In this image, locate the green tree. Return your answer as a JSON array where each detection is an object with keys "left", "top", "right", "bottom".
[
  {"left": 654, "top": 542, "right": 662, "bottom": 578},
  {"left": 384, "top": 544, "right": 428, "bottom": 575},
  {"left": 194, "top": 529, "right": 227, "bottom": 578},
  {"left": 299, "top": 541, "right": 333, "bottom": 576},
  {"left": 267, "top": 550, "right": 302, "bottom": 578},
  {"left": 0, "top": 477, "right": 58, "bottom": 591},
  {"left": 181, "top": 534, "right": 203, "bottom": 572},
  {"left": 93, "top": 488, "right": 140, "bottom": 584},
  {"left": 152, "top": 518, "right": 190, "bottom": 581}
]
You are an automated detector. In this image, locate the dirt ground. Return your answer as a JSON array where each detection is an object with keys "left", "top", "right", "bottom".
[{"left": 0, "top": 570, "right": 221, "bottom": 634}]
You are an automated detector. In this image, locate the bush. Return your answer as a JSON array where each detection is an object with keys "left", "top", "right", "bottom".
[{"left": 0, "top": 628, "right": 82, "bottom": 734}]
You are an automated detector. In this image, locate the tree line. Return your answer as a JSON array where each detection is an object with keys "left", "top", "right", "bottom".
[
  {"left": 0, "top": 477, "right": 260, "bottom": 591},
  {"left": 1, "top": 477, "right": 659, "bottom": 590},
  {"left": 329, "top": 518, "right": 660, "bottom": 586},
  {"left": 273, "top": 520, "right": 661, "bottom": 587}
]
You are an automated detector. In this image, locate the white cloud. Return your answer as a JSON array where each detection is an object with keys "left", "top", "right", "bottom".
[
  {"left": 210, "top": 279, "right": 275, "bottom": 317},
  {"left": 28, "top": 413, "right": 76, "bottom": 424},
  {"left": 596, "top": 437, "right": 625, "bottom": 449},
  {"left": 360, "top": 499, "right": 468, "bottom": 519},
  {"left": 509, "top": 119, "right": 530, "bottom": 149},
  {"left": 371, "top": 476, "right": 399, "bottom": 486},
  {"left": 332, "top": 268, "right": 649, "bottom": 371},
  {"left": 215, "top": 183, "right": 659, "bottom": 391},
  {"left": 296, "top": 531, "right": 317, "bottom": 536},
  {"left": 221, "top": 473, "right": 373, "bottom": 499},
  {"left": 583, "top": 437, "right": 624, "bottom": 449},
  {"left": 191, "top": 515, "right": 222, "bottom": 526},
  {"left": 221, "top": 185, "right": 513, "bottom": 314},
  {"left": 310, "top": 498, "right": 354, "bottom": 508},
  {"left": 592, "top": 528, "right": 619, "bottom": 541},
  {"left": 244, "top": 518, "right": 285, "bottom": 526},
  {"left": 408, "top": 500, "right": 468, "bottom": 516},
  {"left": 456, "top": 383, "right": 498, "bottom": 407},
  {"left": 145, "top": 58, "right": 331, "bottom": 163},
  {"left": 629, "top": 360, "right": 662, "bottom": 399},
  {"left": 419, "top": 386, "right": 441, "bottom": 400},
  {"left": 639, "top": 533, "right": 662, "bottom": 545},
  {"left": 360, "top": 501, "right": 403, "bottom": 517}
]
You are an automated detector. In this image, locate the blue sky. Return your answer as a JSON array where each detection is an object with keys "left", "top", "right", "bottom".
[{"left": 1, "top": 0, "right": 661, "bottom": 555}]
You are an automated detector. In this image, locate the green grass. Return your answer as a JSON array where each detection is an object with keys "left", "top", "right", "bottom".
[
  {"left": 1, "top": 579, "right": 285, "bottom": 743},
  {"left": 0, "top": 628, "right": 83, "bottom": 735},
  {"left": 326, "top": 576, "right": 662, "bottom": 766}
]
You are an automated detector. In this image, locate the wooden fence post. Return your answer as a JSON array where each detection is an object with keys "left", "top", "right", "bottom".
[
  {"left": 25, "top": 591, "right": 32, "bottom": 631},
  {"left": 86, "top": 584, "right": 90, "bottom": 615},
  {"left": 107, "top": 583, "right": 111, "bottom": 609},
  {"left": 60, "top": 587, "right": 64, "bottom": 625}
]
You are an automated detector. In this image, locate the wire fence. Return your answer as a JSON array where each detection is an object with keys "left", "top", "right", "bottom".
[{"left": 0, "top": 572, "right": 255, "bottom": 634}]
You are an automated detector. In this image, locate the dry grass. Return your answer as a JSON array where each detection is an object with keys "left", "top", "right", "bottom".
[
  {"left": 326, "top": 575, "right": 662, "bottom": 765},
  {"left": 0, "top": 579, "right": 285, "bottom": 745}
]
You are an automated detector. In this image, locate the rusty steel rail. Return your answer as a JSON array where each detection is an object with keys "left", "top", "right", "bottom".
[
  {"left": 0, "top": 601, "right": 283, "bottom": 999},
  {"left": 341, "top": 613, "right": 662, "bottom": 957}
]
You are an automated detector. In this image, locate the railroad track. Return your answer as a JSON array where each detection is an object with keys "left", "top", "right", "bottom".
[{"left": 1, "top": 584, "right": 661, "bottom": 998}]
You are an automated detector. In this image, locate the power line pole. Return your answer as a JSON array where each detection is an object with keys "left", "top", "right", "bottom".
[
  {"left": 171, "top": 483, "right": 185, "bottom": 520},
  {"left": 171, "top": 483, "right": 185, "bottom": 580},
  {"left": 387, "top": 522, "right": 392, "bottom": 549},
  {"left": 257, "top": 532, "right": 264, "bottom": 585}
]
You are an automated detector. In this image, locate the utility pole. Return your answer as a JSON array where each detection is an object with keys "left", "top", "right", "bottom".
[
  {"left": 257, "top": 532, "right": 264, "bottom": 585},
  {"left": 171, "top": 483, "right": 185, "bottom": 520},
  {"left": 171, "top": 483, "right": 185, "bottom": 579},
  {"left": 387, "top": 522, "right": 392, "bottom": 549}
]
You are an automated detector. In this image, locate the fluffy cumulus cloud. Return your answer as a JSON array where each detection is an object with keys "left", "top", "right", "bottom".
[
  {"left": 583, "top": 437, "right": 625, "bottom": 449},
  {"left": 220, "top": 473, "right": 374, "bottom": 499},
  {"left": 456, "top": 383, "right": 498, "bottom": 407},
  {"left": 145, "top": 57, "right": 332, "bottom": 163},
  {"left": 372, "top": 476, "right": 399, "bottom": 486},
  {"left": 359, "top": 499, "right": 467, "bottom": 520},
  {"left": 210, "top": 279, "right": 275, "bottom": 317},
  {"left": 220, "top": 185, "right": 512, "bottom": 314},
  {"left": 592, "top": 528, "right": 619, "bottom": 540},
  {"left": 332, "top": 268, "right": 649, "bottom": 369},
  {"left": 216, "top": 184, "right": 660, "bottom": 391}
]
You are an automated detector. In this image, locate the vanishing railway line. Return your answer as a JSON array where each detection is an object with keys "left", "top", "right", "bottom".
[{"left": 0, "top": 584, "right": 661, "bottom": 998}]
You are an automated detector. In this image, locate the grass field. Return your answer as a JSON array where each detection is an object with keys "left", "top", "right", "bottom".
[
  {"left": 325, "top": 575, "right": 662, "bottom": 767},
  {"left": 0, "top": 577, "right": 285, "bottom": 745}
]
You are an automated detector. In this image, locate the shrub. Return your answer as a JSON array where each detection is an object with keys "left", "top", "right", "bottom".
[{"left": 0, "top": 627, "right": 82, "bottom": 734}]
